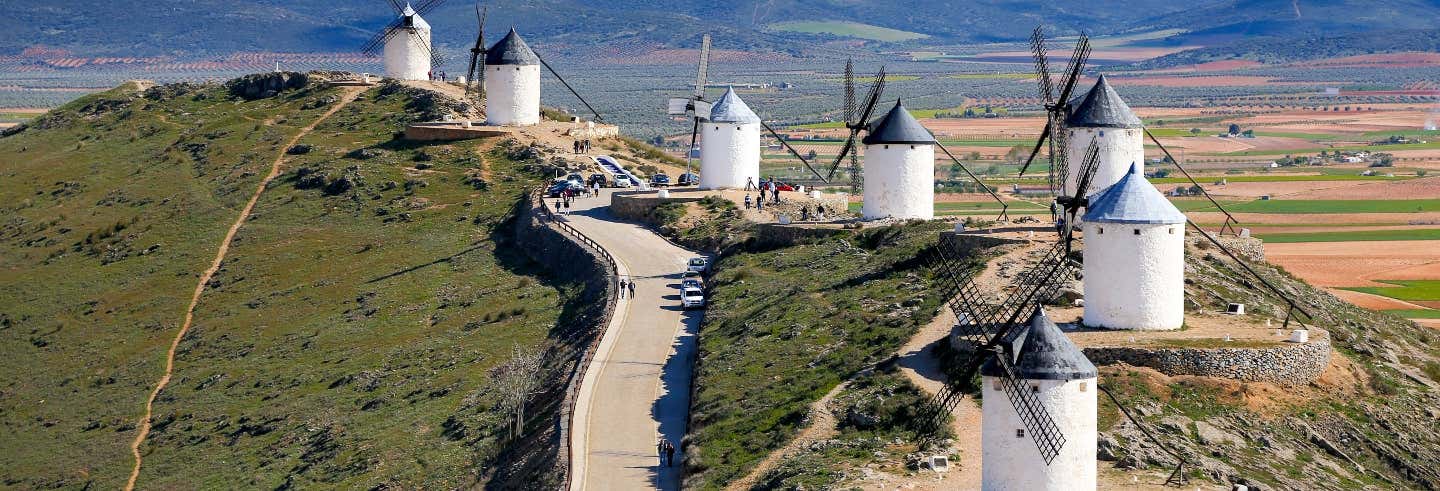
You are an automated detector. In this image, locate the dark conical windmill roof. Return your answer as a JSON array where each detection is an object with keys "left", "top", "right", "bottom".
[
  {"left": 1082, "top": 163, "right": 1187, "bottom": 224},
  {"left": 980, "top": 307, "right": 1097, "bottom": 381},
  {"left": 861, "top": 100, "right": 936, "bottom": 145},
  {"left": 486, "top": 28, "right": 539, "bottom": 66},
  {"left": 1064, "top": 75, "right": 1142, "bottom": 129}
]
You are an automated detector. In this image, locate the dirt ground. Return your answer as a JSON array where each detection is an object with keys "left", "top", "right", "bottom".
[
  {"left": 1283, "top": 176, "right": 1440, "bottom": 200},
  {"left": 1190, "top": 211, "right": 1440, "bottom": 225},
  {"left": 1203, "top": 180, "right": 1377, "bottom": 198},
  {"left": 1264, "top": 240, "right": 1440, "bottom": 287}
]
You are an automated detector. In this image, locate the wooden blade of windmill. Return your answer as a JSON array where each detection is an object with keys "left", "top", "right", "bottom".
[
  {"left": 413, "top": 0, "right": 449, "bottom": 16},
  {"left": 693, "top": 34, "right": 711, "bottom": 101},
  {"left": 685, "top": 118, "right": 700, "bottom": 173},
  {"left": 535, "top": 52, "right": 606, "bottom": 122},
  {"left": 407, "top": 31, "right": 444, "bottom": 70},
  {"left": 1048, "top": 112, "right": 1067, "bottom": 197},
  {"left": 1030, "top": 26, "right": 1055, "bottom": 105},
  {"left": 1185, "top": 219, "right": 1314, "bottom": 328},
  {"left": 824, "top": 132, "right": 857, "bottom": 181},
  {"left": 855, "top": 68, "right": 887, "bottom": 125},
  {"left": 1016, "top": 119, "right": 1051, "bottom": 177},
  {"left": 761, "top": 120, "right": 827, "bottom": 182},
  {"left": 1145, "top": 128, "right": 1242, "bottom": 233},
  {"left": 994, "top": 352, "right": 1068, "bottom": 464},
  {"left": 843, "top": 58, "right": 856, "bottom": 126},
  {"left": 938, "top": 143, "right": 1008, "bottom": 221},
  {"left": 1054, "top": 35, "right": 1092, "bottom": 108},
  {"left": 1060, "top": 140, "right": 1102, "bottom": 254},
  {"left": 359, "top": 20, "right": 407, "bottom": 55}
]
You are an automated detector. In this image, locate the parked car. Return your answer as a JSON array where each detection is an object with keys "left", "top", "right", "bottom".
[
  {"left": 612, "top": 175, "right": 633, "bottom": 188},
  {"left": 567, "top": 173, "right": 584, "bottom": 183},
  {"left": 775, "top": 182, "right": 796, "bottom": 192},
  {"left": 687, "top": 257, "right": 709, "bottom": 273},
  {"left": 546, "top": 180, "right": 585, "bottom": 197},
  {"left": 681, "top": 278, "right": 704, "bottom": 292},
  {"left": 650, "top": 173, "right": 671, "bottom": 187},
  {"left": 588, "top": 173, "right": 607, "bottom": 187},
  {"left": 678, "top": 173, "right": 699, "bottom": 186},
  {"left": 681, "top": 287, "right": 706, "bottom": 309}
]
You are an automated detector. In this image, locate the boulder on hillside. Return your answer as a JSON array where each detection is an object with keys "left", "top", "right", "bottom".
[{"left": 226, "top": 72, "right": 310, "bottom": 100}]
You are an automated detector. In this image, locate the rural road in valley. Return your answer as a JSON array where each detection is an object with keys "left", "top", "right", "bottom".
[{"left": 564, "top": 189, "right": 700, "bottom": 491}]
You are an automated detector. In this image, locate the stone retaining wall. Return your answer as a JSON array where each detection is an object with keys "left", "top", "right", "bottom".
[
  {"left": 609, "top": 191, "right": 707, "bottom": 222},
  {"left": 1083, "top": 331, "right": 1330, "bottom": 387},
  {"left": 509, "top": 190, "right": 617, "bottom": 487}
]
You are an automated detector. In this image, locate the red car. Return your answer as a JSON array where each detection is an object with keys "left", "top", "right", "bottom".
[{"left": 775, "top": 183, "right": 796, "bottom": 191}]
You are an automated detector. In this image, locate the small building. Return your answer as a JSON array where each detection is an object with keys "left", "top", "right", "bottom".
[
  {"left": 699, "top": 87, "right": 761, "bottom": 190},
  {"left": 382, "top": 3, "right": 432, "bottom": 81},
  {"left": 484, "top": 28, "right": 541, "bottom": 126},
  {"left": 1064, "top": 75, "right": 1144, "bottom": 199},
  {"left": 980, "top": 307, "right": 1097, "bottom": 491},
  {"left": 1081, "top": 164, "right": 1187, "bottom": 331},
  {"left": 862, "top": 100, "right": 937, "bottom": 220}
]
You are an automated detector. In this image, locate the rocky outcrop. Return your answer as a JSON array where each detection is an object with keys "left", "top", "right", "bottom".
[{"left": 225, "top": 71, "right": 310, "bottom": 100}]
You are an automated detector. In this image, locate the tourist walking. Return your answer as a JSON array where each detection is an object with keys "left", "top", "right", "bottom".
[
  {"left": 756, "top": 198, "right": 764, "bottom": 212},
  {"left": 628, "top": 279, "right": 636, "bottom": 297},
  {"left": 801, "top": 205, "right": 810, "bottom": 221},
  {"left": 744, "top": 194, "right": 752, "bottom": 209},
  {"left": 817, "top": 203, "right": 826, "bottom": 220},
  {"left": 573, "top": 141, "right": 580, "bottom": 153},
  {"left": 618, "top": 278, "right": 627, "bottom": 298},
  {"left": 656, "top": 438, "right": 667, "bottom": 466},
  {"left": 665, "top": 440, "right": 676, "bottom": 467}
]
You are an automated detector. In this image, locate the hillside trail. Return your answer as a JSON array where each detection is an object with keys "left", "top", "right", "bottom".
[
  {"left": 124, "top": 86, "right": 364, "bottom": 491},
  {"left": 725, "top": 380, "right": 849, "bottom": 490}
]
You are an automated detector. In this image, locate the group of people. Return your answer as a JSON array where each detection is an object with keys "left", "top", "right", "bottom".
[
  {"left": 656, "top": 438, "right": 677, "bottom": 467},
  {"left": 554, "top": 181, "right": 604, "bottom": 215},
  {"left": 617, "top": 277, "right": 637, "bottom": 298},
  {"left": 573, "top": 140, "right": 593, "bottom": 154},
  {"left": 427, "top": 70, "right": 448, "bottom": 82},
  {"left": 744, "top": 176, "right": 784, "bottom": 205}
]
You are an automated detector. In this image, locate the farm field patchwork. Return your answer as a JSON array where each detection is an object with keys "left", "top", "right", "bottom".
[
  {"left": 1222, "top": 199, "right": 1440, "bottom": 214},
  {"left": 1343, "top": 280, "right": 1440, "bottom": 302},
  {"left": 1257, "top": 228, "right": 1440, "bottom": 243}
]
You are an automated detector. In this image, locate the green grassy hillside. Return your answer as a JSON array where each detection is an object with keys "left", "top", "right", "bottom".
[
  {"left": 0, "top": 79, "right": 577, "bottom": 488},
  {"left": 683, "top": 222, "right": 972, "bottom": 489}
]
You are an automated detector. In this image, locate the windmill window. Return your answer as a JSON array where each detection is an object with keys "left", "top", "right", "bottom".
[
  {"left": 736, "top": 126, "right": 742, "bottom": 131},
  {"left": 1099, "top": 130, "right": 1105, "bottom": 137},
  {"left": 1168, "top": 227, "right": 1175, "bottom": 234},
  {"left": 1016, "top": 429, "right": 1025, "bottom": 438},
  {"left": 910, "top": 145, "right": 916, "bottom": 149},
  {"left": 1079, "top": 382, "right": 1088, "bottom": 392},
  {"left": 884, "top": 144, "right": 890, "bottom": 149},
  {"left": 1030, "top": 384, "right": 1040, "bottom": 393},
  {"left": 1133, "top": 229, "right": 1141, "bottom": 235},
  {"left": 1097, "top": 227, "right": 1104, "bottom": 234}
]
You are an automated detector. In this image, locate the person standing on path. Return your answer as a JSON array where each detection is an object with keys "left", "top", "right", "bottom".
[
  {"left": 656, "top": 438, "right": 667, "bottom": 466},
  {"left": 627, "top": 279, "right": 636, "bottom": 298},
  {"left": 756, "top": 197, "right": 764, "bottom": 212},
  {"left": 744, "top": 194, "right": 752, "bottom": 210},
  {"left": 665, "top": 440, "right": 676, "bottom": 467},
  {"left": 618, "top": 278, "right": 627, "bottom": 298}
]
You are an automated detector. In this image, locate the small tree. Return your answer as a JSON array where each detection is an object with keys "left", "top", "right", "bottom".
[
  {"left": 1190, "top": 127, "right": 1203, "bottom": 135},
  {"left": 1227, "top": 123, "right": 1241, "bottom": 135},
  {"left": 492, "top": 344, "right": 546, "bottom": 442}
]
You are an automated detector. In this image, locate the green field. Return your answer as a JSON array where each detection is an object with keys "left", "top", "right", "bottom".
[
  {"left": 944, "top": 73, "right": 1030, "bottom": 80},
  {"left": 1382, "top": 308, "right": 1440, "bottom": 319},
  {"left": 767, "top": 20, "right": 929, "bottom": 42},
  {"left": 1344, "top": 280, "right": 1440, "bottom": 302},
  {"left": 1257, "top": 228, "right": 1440, "bottom": 243},
  {"left": 1222, "top": 199, "right": 1440, "bottom": 214},
  {"left": 1148, "top": 173, "right": 1408, "bottom": 184},
  {"left": 824, "top": 74, "right": 921, "bottom": 83}
]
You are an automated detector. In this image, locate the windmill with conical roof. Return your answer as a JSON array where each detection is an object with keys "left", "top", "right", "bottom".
[
  {"left": 360, "top": 1, "right": 445, "bottom": 81},
  {"left": 861, "top": 100, "right": 938, "bottom": 220},
  {"left": 699, "top": 87, "right": 762, "bottom": 190},
  {"left": 482, "top": 27, "right": 604, "bottom": 126}
]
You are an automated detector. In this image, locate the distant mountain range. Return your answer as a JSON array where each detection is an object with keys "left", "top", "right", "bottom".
[{"left": 5, "top": 1, "right": 1440, "bottom": 62}]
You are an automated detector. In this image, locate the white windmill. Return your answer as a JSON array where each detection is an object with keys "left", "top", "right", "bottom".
[
  {"left": 360, "top": 1, "right": 445, "bottom": 81},
  {"left": 1081, "top": 163, "right": 1188, "bottom": 330},
  {"left": 860, "top": 100, "right": 938, "bottom": 220},
  {"left": 699, "top": 87, "right": 761, "bottom": 190},
  {"left": 484, "top": 28, "right": 541, "bottom": 126}
]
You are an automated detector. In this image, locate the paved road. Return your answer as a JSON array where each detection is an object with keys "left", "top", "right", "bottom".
[{"left": 563, "top": 189, "right": 700, "bottom": 491}]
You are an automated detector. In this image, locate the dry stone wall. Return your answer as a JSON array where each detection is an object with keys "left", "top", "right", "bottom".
[{"left": 1083, "top": 331, "right": 1331, "bottom": 387}]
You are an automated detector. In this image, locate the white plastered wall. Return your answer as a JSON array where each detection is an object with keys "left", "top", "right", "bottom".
[
  {"left": 981, "top": 376, "right": 1097, "bottom": 491},
  {"left": 699, "top": 122, "right": 760, "bottom": 189},
  {"left": 862, "top": 143, "right": 935, "bottom": 220},
  {"left": 383, "top": 28, "right": 431, "bottom": 81},
  {"left": 1082, "top": 222, "right": 1186, "bottom": 330},
  {"left": 485, "top": 64, "right": 541, "bottom": 126},
  {"left": 1064, "top": 127, "right": 1144, "bottom": 198}
]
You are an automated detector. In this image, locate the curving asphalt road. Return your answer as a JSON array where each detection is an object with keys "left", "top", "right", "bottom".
[{"left": 564, "top": 189, "right": 701, "bottom": 491}]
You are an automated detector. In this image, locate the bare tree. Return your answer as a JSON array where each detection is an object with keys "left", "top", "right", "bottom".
[{"left": 491, "top": 343, "right": 546, "bottom": 441}]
